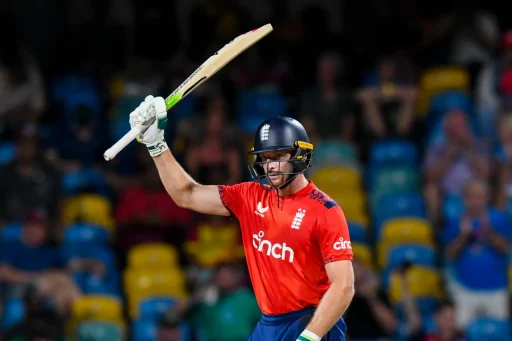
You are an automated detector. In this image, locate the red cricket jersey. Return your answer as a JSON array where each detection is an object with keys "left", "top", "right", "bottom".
[{"left": 218, "top": 180, "right": 353, "bottom": 315}]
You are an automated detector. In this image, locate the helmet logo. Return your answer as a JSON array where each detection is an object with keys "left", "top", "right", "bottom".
[{"left": 260, "top": 124, "right": 270, "bottom": 141}]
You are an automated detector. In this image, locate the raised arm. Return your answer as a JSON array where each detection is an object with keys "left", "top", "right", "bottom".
[
  {"left": 153, "top": 150, "right": 229, "bottom": 216},
  {"left": 129, "top": 96, "right": 230, "bottom": 216}
]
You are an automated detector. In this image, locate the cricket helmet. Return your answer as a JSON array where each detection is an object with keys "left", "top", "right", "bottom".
[{"left": 248, "top": 116, "right": 313, "bottom": 189}]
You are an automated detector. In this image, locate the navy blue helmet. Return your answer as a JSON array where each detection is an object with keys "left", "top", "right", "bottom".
[{"left": 248, "top": 116, "right": 313, "bottom": 189}]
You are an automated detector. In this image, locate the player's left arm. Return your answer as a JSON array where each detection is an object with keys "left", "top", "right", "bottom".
[{"left": 298, "top": 205, "right": 355, "bottom": 341}]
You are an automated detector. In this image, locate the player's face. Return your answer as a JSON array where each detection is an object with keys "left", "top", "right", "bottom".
[{"left": 259, "top": 149, "right": 295, "bottom": 187}]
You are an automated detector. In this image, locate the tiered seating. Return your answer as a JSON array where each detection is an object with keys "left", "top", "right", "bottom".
[{"left": 124, "top": 242, "right": 189, "bottom": 341}]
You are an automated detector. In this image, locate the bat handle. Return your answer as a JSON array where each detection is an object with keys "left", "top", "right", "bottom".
[{"left": 103, "top": 126, "right": 144, "bottom": 161}]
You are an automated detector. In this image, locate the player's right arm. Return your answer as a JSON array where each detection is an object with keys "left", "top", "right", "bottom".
[
  {"left": 153, "top": 150, "right": 230, "bottom": 216},
  {"left": 129, "top": 95, "right": 230, "bottom": 216}
]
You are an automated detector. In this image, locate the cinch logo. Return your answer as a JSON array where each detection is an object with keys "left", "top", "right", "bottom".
[
  {"left": 333, "top": 238, "right": 352, "bottom": 250},
  {"left": 252, "top": 231, "right": 294, "bottom": 263}
]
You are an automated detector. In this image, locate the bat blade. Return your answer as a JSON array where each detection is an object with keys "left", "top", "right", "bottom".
[{"left": 103, "top": 23, "right": 272, "bottom": 161}]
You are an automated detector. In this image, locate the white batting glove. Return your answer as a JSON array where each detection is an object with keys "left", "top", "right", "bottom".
[{"left": 129, "top": 95, "right": 169, "bottom": 157}]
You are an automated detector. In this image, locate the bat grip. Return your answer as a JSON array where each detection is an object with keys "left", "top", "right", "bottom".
[{"left": 103, "top": 127, "right": 142, "bottom": 161}]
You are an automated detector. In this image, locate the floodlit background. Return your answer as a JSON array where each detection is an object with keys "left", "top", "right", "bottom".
[{"left": 0, "top": 1, "right": 511, "bottom": 340}]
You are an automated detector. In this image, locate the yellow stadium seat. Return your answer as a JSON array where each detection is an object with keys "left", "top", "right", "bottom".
[
  {"left": 352, "top": 243, "right": 373, "bottom": 269},
  {"left": 344, "top": 210, "right": 370, "bottom": 227},
  {"left": 380, "top": 218, "right": 434, "bottom": 245},
  {"left": 377, "top": 218, "right": 434, "bottom": 268},
  {"left": 329, "top": 189, "right": 366, "bottom": 215},
  {"left": 185, "top": 222, "right": 243, "bottom": 267},
  {"left": 62, "top": 194, "right": 115, "bottom": 230},
  {"left": 389, "top": 266, "right": 443, "bottom": 304},
  {"left": 71, "top": 295, "right": 124, "bottom": 324},
  {"left": 124, "top": 269, "right": 187, "bottom": 317},
  {"left": 417, "top": 66, "right": 470, "bottom": 115},
  {"left": 311, "top": 166, "right": 362, "bottom": 192},
  {"left": 128, "top": 243, "right": 179, "bottom": 270}
]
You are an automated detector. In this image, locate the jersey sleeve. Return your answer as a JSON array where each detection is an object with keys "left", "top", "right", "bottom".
[
  {"left": 315, "top": 205, "right": 353, "bottom": 264},
  {"left": 218, "top": 182, "right": 254, "bottom": 218}
]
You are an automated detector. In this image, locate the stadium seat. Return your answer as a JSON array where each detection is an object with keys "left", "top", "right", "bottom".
[
  {"left": 0, "top": 141, "right": 16, "bottom": 166},
  {"left": 2, "top": 297, "right": 25, "bottom": 329},
  {"left": 64, "top": 223, "right": 109, "bottom": 245},
  {"left": 385, "top": 244, "right": 436, "bottom": 270},
  {"left": 310, "top": 166, "right": 362, "bottom": 192},
  {"left": 417, "top": 66, "right": 470, "bottom": 115},
  {"left": 330, "top": 189, "right": 366, "bottom": 218},
  {"left": 427, "top": 91, "right": 473, "bottom": 125},
  {"left": 1, "top": 222, "right": 22, "bottom": 243},
  {"left": 313, "top": 141, "right": 358, "bottom": 167},
  {"left": 70, "top": 295, "right": 124, "bottom": 335},
  {"left": 139, "top": 297, "right": 179, "bottom": 321},
  {"left": 76, "top": 321, "right": 124, "bottom": 341},
  {"left": 374, "top": 192, "right": 426, "bottom": 218},
  {"left": 128, "top": 242, "right": 179, "bottom": 270},
  {"left": 370, "top": 165, "right": 420, "bottom": 193},
  {"left": 379, "top": 218, "right": 434, "bottom": 244},
  {"left": 389, "top": 266, "right": 443, "bottom": 304},
  {"left": 352, "top": 243, "right": 373, "bottom": 269},
  {"left": 442, "top": 194, "right": 464, "bottom": 221},
  {"left": 348, "top": 222, "right": 367, "bottom": 243},
  {"left": 378, "top": 219, "right": 435, "bottom": 268},
  {"left": 132, "top": 320, "right": 157, "bottom": 341},
  {"left": 124, "top": 269, "right": 187, "bottom": 317},
  {"left": 466, "top": 318, "right": 509, "bottom": 341},
  {"left": 62, "top": 194, "right": 115, "bottom": 230},
  {"left": 185, "top": 222, "right": 244, "bottom": 267},
  {"left": 237, "top": 90, "right": 288, "bottom": 133},
  {"left": 373, "top": 192, "right": 426, "bottom": 233},
  {"left": 369, "top": 140, "right": 418, "bottom": 166}
]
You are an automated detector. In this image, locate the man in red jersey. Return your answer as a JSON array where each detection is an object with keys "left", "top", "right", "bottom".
[{"left": 128, "top": 95, "right": 355, "bottom": 341}]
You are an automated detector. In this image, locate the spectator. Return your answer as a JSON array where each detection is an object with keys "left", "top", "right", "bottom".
[
  {"left": 0, "top": 16, "right": 46, "bottom": 124},
  {"left": 492, "top": 111, "right": 512, "bottom": 208},
  {"left": 0, "top": 209, "right": 81, "bottom": 314},
  {"left": 475, "top": 29, "right": 512, "bottom": 139},
  {"left": 298, "top": 51, "right": 355, "bottom": 143},
  {"left": 449, "top": 7, "right": 500, "bottom": 86},
  {"left": 167, "top": 262, "right": 260, "bottom": 341},
  {"left": 442, "top": 179, "right": 510, "bottom": 329},
  {"left": 407, "top": 299, "right": 465, "bottom": 341},
  {"left": 424, "top": 110, "right": 490, "bottom": 222},
  {"left": 0, "top": 126, "right": 62, "bottom": 225},
  {"left": 355, "top": 55, "right": 418, "bottom": 141},
  {"left": 343, "top": 259, "right": 398, "bottom": 340},
  {"left": 44, "top": 104, "right": 111, "bottom": 173},
  {"left": 115, "top": 165, "right": 192, "bottom": 254},
  {"left": 184, "top": 95, "right": 242, "bottom": 185}
]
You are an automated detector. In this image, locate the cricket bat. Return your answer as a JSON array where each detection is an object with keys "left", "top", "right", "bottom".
[{"left": 103, "top": 23, "right": 273, "bottom": 161}]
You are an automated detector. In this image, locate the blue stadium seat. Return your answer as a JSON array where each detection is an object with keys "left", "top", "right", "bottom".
[
  {"left": 348, "top": 222, "right": 366, "bottom": 243},
  {"left": 466, "top": 318, "right": 509, "bottom": 341},
  {"left": 374, "top": 192, "right": 426, "bottom": 231},
  {"left": 237, "top": 90, "right": 287, "bottom": 133},
  {"left": 64, "top": 223, "right": 109, "bottom": 245},
  {"left": 1, "top": 222, "right": 22, "bottom": 243},
  {"left": 2, "top": 297, "right": 25, "bottom": 329},
  {"left": 76, "top": 321, "right": 124, "bottom": 341},
  {"left": 387, "top": 245, "right": 436, "bottom": 270},
  {"left": 0, "top": 141, "right": 16, "bottom": 166},
  {"left": 139, "top": 297, "right": 179, "bottom": 321},
  {"left": 442, "top": 194, "right": 464, "bottom": 221},
  {"left": 313, "top": 141, "right": 358, "bottom": 167},
  {"left": 428, "top": 91, "right": 473, "bottom": 125},
  {"left": 132, "top": 320, "right": 157, "bottom": 341},
  {"left": 369, "top": 140, "right": 418, "bottom": 166},
  {"left": 62, "top": 168, "right": 109, "bottom": 196}
]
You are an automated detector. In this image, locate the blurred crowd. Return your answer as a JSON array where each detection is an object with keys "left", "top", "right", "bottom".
[{"left": 1, "top": 1, "right": 512, "bottom": 341}]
